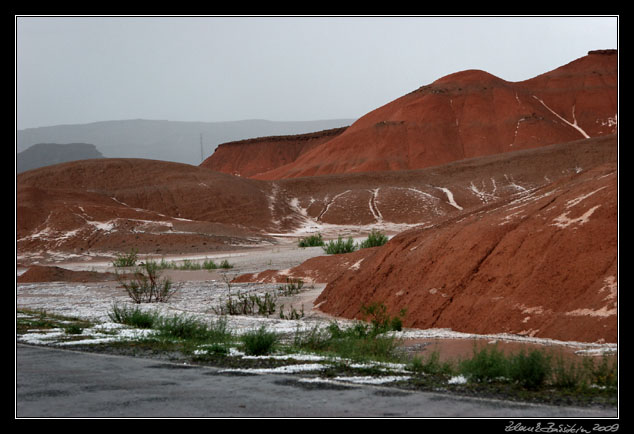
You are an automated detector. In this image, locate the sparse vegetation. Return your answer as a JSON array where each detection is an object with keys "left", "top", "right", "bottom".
[
  {"left": 277, "top": 278, "right": 304, "bottom": 296},
  {"left": 241, "top": 325, "right": 279, "bottom": 356},
  {"left": 298, "top": 233, "right": 325, "bottom": 247},
  {"left": 153, "top": 257, "right": 233, "bottom": 271},
  {"left": 291, "top": 321, "right": 402, "bottom": 363},
  {"left": 323, "top": 236, "right": 358, "bottom": 254},
  {"left": 112, "top": 248, "right": 139, "bottom": 267},
  {"left": 360, "top": 302, "right": 406, "bottom": 333},
  {"left": 213, "top": 291, "right": 278, "bottom": 316},
  {"left": 17, "top": 308, "right": 617, "bottom": 407},
  {"left": 108, "top": 303, "right": 159, "bottom": 329},
  {"left": 359, "top": 229, "right": 389, "bottom": 249},
  {"left": 116, "top": 260, "right": 177, "bottom": 304},
  {"left": 279, "top": 304, "right": 305, "bottom": 320}
]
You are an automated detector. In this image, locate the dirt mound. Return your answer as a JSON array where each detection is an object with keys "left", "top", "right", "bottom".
[
  {"left": 315, "top": 160, "right": 618, "bottom": 344},
  {"left": 233, "top": 248, "right": 375, "bottom": 285},
  {"left": 247, "top": 50, "right": 616, "bottom": 180},
  {"left": 201, "top": 127, "right": 347, "bottom": 178},
  {"left": 16, "top": 158, "right": 290, "bottom": 262},
  {"left": 18, "top": 265, "right": 119, "bottom": 283}
]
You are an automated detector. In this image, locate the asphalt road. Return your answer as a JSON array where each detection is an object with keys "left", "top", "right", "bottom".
[{"left": 15, "top": 344, "right": 618, "bottom": 419}]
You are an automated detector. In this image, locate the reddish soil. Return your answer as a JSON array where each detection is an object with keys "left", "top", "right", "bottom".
[
  {"left": 204, "top": 50, "right": 615, "bottom": 180},
  {"left": 201, "top": 127, "right": 347, "bottom": 178},
  {"left": 232, "top": 248, "right": 375, "bottom": 285},
  {"left": 16, "top": 51, "right": 618, "bottom": 346},
  {"left": 314, "top": 159, "right": 618, "bottom": 344},
  {"left": 17, "top": 135, "right": 616, "bottom": 266},
  {"left": 17, "top": 265, "right": 119, "bottom": 283}
]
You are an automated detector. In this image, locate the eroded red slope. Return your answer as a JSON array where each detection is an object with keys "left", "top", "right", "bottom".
[
  {"left": 250, "top": 50, "right": 616, "bottom": 180},
  {"left": 314, "top": 160, "right": 618, "bottom": 344}
]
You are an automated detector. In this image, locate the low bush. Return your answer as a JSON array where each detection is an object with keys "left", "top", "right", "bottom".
[
  {"left": 323, "top": 236, "right": 357, "bottom": 254},
  {"left": 507, "top": 348, "right": 552, "bottom": 389},
  {"left": 108, "top": 303, "right": 159, "bottom": 328},
  {"left": 116, "top": 260, "right": 176, "bottom": 304},
  {"left": 359, "top": 229, "right": 389, "bottom": 249},
  {"left": 360, "top": 302, "right": 406, "bottom": 333},
  {"left": 241, "top": 325, "right": 279, "bottom": 356},
  {"left": 214, "top": 291, "right": 277, "bottom": 316},
  {"left": 459, "top": 343, "right": 509, "bottom": 383},
  {"left": 292, "top": 321, "right": 402, "bottom": 363},
  {"left": 278, "top": 278, "right": 304, "bottom": 296},
  {"left": 112, "top": 248, "right": 139, "bottom": 267},
  {"left": 410, "top": 351, "right": 455, "bottom": 377},
  {"left": 298, "top": 233, "right": 325, "bottom": 248}
]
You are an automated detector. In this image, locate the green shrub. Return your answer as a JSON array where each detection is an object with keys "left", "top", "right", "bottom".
[
  {"left": 219, "top": 259, "right": 233, "bottom": 269},
  {"left": 508, "top": 348, "right": 552, "bottom": 389},
  {"left": 241, "top": 325, "right": 279, "bottom": 356},
  {"left": 116, "top": 260, "right": 176, "bottom": 303},
  {"left": 298, "top": 233, "right": 325, "bottom": 247},
  {"left": 459, "top": 343, "right": 509, "bottom": 383},
  {"left": 112, "top": 248, "right": 139, "bottom": 267},
  {"left": 359, "top": 229, "right": 389, "bottom": 249},
  {"left": 323, "top": 236, "right": 358, "bottom": 254},
  {"left": 292, "top": 321, "right": 401, "bottom": 363},
  {"left": 360, "top": 302, "right": 406, "bottom": 333},
  {"left": 108, "top": 303, "right": 159, "bottom": 328},
  {"left": 154, "top": 314, "right": 232, "bottom": 344},
  {"left": 203, "top": 259, "right": 218, "bottom": 270},
  {"left": 410, "top": 351, "right": 455, "bottom": 377},
  {"left": 585, "top": 354, "right": 618, "bottom": 388},
  {"left": 278, "top": 278, "right": 304, "bottom": 296},
  {"left": 63, "top": 324, "right": 84, "bottom": 335}
]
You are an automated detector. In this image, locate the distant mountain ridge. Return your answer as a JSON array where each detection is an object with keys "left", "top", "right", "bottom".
[
  {"left": 16, "top": 118, "right": 355, "bottom": 166},
  {"left": 17, "top": 142, "right": 104, "bottom": 174}
]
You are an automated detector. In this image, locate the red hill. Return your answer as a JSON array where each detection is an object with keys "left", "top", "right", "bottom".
[
  {"left": 314, "top": 157, "right": 618, "bottom": 344},
  {"left": 219, "top": 50, "right": 615, "bottom": 180}
]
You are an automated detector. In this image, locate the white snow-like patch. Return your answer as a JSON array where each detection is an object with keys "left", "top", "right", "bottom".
[
  {"left": 565, "top": 187, "right": 607, "bottom": 209},
  {"left": 600, "top": 276, "right": 618, "bottom": 301},
  {"left": 552, "top": 205, "right": 601, "bottom": 229},
  {"left": 219, "top": 363, "right": 325, "bottom": 375},
  {"left": 318, "top": 190, "right": 352, "bottom": 221},
  {"left": 436, "top": 187, "right": 463, "bottom": 210},
  {"left": 332, "top": 376, "right": 410, "bottom": 385},
  {"left": 469, "top": 180, "right": 498, "bottom": 203},
  {"left": 368, "top": 188, "right": 383, "bottom": 223},
  {"left": 503, "top": 174, "right": 527, "bottom": 192},
  {"left": 349, "top": 258, "right": 365, "bottom": 271},
  {"left": 532, "top": 96, "right": 590, "bottom": 139},
  {"left": 565, "top": 306, "right": 616, "bottom": 318},
  {"left": 448, "top": 375, "right": 467, "bottom": 385}
]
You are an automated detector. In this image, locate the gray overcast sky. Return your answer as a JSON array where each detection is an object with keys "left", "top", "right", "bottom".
[{"left": 15, "top": 15, "right": 618, "bottom": 130}]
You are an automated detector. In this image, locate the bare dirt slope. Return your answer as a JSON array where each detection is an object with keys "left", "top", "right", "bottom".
[
  {"left": 200, "top": 127, "right": 347, "bottom": 178},
  {"left": 17, "top": 135, "right": 615, "bottom": 266},
  {"left": 16, "top": 158, "right": 289, "bottom": 262},
  {"left": 226, "top": 50, "right": 615, "bottom": 180},
  {"left": 314, "top": 157, "right": 617, "bottom": 344}
]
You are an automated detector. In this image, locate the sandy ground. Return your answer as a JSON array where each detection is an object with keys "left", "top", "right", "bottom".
[{"left": 16, "top": 235, "right": 616, "bottom": 361}]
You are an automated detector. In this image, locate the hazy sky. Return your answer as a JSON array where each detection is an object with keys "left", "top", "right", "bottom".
[{"left": 15, "top": 15, "right": 618, "bottom": 130}]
